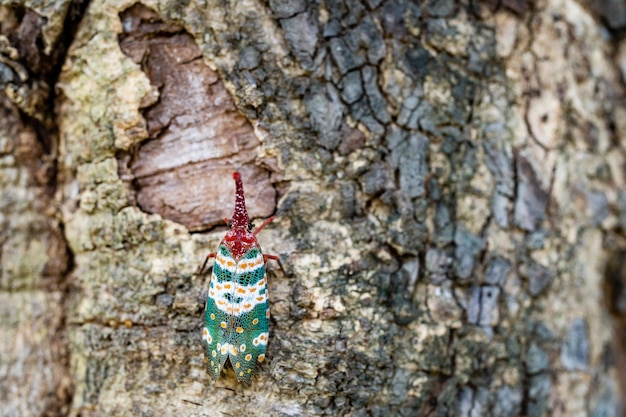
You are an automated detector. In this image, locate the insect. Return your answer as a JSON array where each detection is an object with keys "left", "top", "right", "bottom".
[{"left": 199, "top": 171, "right": 284, "bottom": 384}]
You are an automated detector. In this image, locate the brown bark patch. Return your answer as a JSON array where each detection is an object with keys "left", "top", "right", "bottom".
[{"left": 118, "top": 4, "right": 275, "bottom": 231}]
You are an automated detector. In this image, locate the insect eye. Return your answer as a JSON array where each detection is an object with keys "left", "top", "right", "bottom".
[{"left": 248, "top": 221, "right": 255, "bottom": 232}]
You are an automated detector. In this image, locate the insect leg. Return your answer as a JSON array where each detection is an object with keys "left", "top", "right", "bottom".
[
  {"left": 198, "top": 252, "right": 216, "bottom": 275},
  {"left": 263, "top": 254, "right": 286, "bottom": 276},
  {"left": 253, "top": 215, "right": 276, "bottom": 235}
]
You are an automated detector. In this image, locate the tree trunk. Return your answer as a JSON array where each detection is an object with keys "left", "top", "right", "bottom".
[{"left": 2, "top": 0, "right": 626, "bottom": 416}]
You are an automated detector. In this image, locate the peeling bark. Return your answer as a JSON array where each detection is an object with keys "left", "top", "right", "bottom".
[{"left": 117, "top": 4, "right": 276, "bottom": 231}]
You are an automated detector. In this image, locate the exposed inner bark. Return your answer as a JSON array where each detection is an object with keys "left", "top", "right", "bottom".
[{"left": 117, "top": 3, "right": 276, "bottom": 231}]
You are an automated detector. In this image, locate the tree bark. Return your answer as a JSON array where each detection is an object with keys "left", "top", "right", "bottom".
[{"left": 1, "top": 0, "right": 626, "bottom": 416}]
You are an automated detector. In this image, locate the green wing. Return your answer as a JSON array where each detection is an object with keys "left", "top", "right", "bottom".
[
  {"left": 203, "top": 245, "right": 270, "bottom": 383},
  {"left": 203, "top": 244, "right": 235, "bottom": 380},
  {"left": 229, "top": 247, "right": 269, "bottom": 384}
]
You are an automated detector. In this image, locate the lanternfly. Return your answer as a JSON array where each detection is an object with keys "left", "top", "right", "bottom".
[{"left": 199, "top": 172, "right": 284, "bottom": 384}]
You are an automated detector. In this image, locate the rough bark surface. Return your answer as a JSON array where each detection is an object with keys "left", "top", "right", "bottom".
[{"left": 1, "top": 0, "right": 626, "bottom": 416}]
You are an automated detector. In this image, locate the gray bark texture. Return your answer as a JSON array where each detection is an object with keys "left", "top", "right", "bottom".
[{"left": 1, "top": 0, "right": 626, "bottom": 416}]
